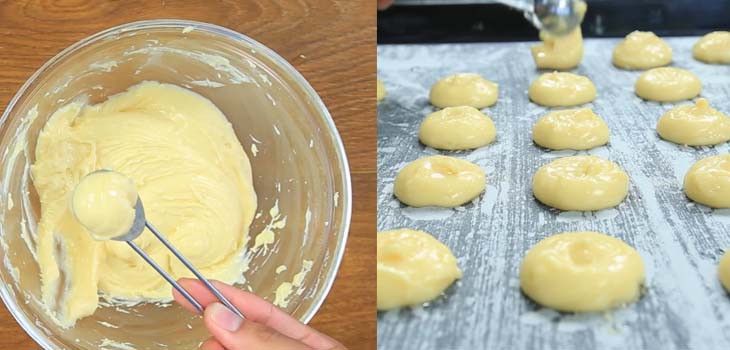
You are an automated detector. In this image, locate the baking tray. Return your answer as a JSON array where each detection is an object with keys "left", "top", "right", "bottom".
[{"left": 377, "top": 37, "right": 730, "bottom": 350}]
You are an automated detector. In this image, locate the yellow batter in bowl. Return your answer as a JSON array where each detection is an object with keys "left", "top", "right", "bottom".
[{"left": 31, "top": 81, "right": 257, "bottom": 327}]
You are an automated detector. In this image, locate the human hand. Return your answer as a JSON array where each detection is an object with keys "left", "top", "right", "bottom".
[{"left": 173, "top": 278, "right": 347, "bottom": 350}]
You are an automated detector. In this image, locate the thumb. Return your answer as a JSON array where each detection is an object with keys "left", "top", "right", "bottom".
[{"left": 204, "top": 302, "right": 312, "bottom": 350}]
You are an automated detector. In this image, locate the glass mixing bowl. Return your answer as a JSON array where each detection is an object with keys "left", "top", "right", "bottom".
[{"left": 0, "top": 20, "right": 351, "bottom": 349}]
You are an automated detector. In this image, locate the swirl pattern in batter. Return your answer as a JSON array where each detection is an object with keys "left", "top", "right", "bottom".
[{"left": 31, "top": 81, "right": 257, "bottom": 327}]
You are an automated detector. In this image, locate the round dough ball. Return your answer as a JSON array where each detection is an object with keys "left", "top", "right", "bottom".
[
  {"left": 693, "top": 31, "right": 730, "bottom": 64},
  {"left": 657, "top": 98, "right": 730, "bottom": 146},
  {"left": 683, "top": 154, "right": 730, "bottom": 208},
  {"left": 377, "top": 78, "right": 387, "bottom": 102},
  {"left": 394, "top": 155, "right": 486, "bottom": 207},
  {"left": 429, "top": 73, "right": 499, "bottom": 109},
  {"left": 532, "top": 108, "right": 609, "bottom": 150},
  {"left": 533, "top": 156, "right": 629, "bottom": 211},
  {"left": 528, "top": 72, "right": 596, "bottom": 107},
  {"left": 520, "top": 231, "right": 645, "bottom": 312},
  {"left": 612, "top": 31, "right": 672, "bottom": 70},
  {"left": 531, "top": 27, "right": 584, "bottom": 70},
  {"left": 419, "top": 106, "right": 496, "bottom": 150},
  {"left": 634, "top": 67, "right": 702, "bottom": 102},
  {"left": 377, "top": 228, "right": 462, "bottom": 310},
  {"left": 719, "top": 251, "right": 730, "bottom": 292},
  {"left": 72, "top": 170, "right": 138, "bottom": 241}
]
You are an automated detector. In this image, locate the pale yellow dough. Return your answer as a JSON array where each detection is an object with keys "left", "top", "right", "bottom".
[
  {"left": 719, "top": 251, "right": 730, "bottom": 292},
  {"left": 377, "top": 78, "right": 387, "bottom": 102},
  {"left": 634, "top": 67, "right": 702, "bottom": 102},
  {"left": 533, "top": 156, "right": 629, "bottom": 211},
  {"left": 530, "top": 2, "right": 586, "bottom": 70},
  {"left": 528, "top": 72, "right": 596, "bottom": 107},
  {"left": 693, "top": 31, "right": 730, "bottom": 64},
  {"left": 377, "top": 228, "right": 462, "bottom": 310},
  {"left": 520, "top": 231, "right": 645, "bottom": 312},
  {"left": 656, "top": 98, "right": 730, "bottom": 146},
  {"left": 531, "top": 27, "right": 583, "bottom": 70},
  {"left": 684, "top": 154, "right": 730, "bottom": 208},
  {"left": 532, "top": 108, "right": 609, "bottom": 150},
  {"left": 419, "top": 106, "right": 496, "bottom": 150},
  {"left": 72, "top": 170, "right": 138, "bottom": 241},
  {"left": 612, "top": 31, "right": 672, "bottom": 70},
  {"left": 32, "top": 81, "right": 257, "bottom": 327},
  {"left": 429, "top": 73, "right": 499, "bottom": 109},
  {"left": 394, "top": 155, "right": 486, "bottom": 207}
]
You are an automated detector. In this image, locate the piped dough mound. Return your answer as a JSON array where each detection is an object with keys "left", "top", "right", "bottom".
[
  {"left": 394, "top": 155, "right": 486, "bottom": 207},
  {"left": 533, "top": 155, "right": 629, "bottom": 211},
  {"left": 656, "top": 98, "right": 730, "bottom": 146},
  {"left": 528, "top": 72, "right": 596, "bottom": 107},
  {"left": 377, "top": 78, "right": 387, "bottom": 102},
  {"left": 693, "top": 31, "right": 730, "bottom": 64},
  {"left": 719, "top": 251, "right": 730, "bottom": 292},
  {"left": 532, "top": 108, "right": 609, "bottom": 150},
  {"left": 634, "top": 67, "right": 702, "bottom": 102},
  {"left": 531, "top": 27, "right": 584, "bottom": 70},
  {"left": 612, "top": 31, "right": 672, "bottom": 70},
  {"left": 377, "top": 228, "right": 462, "bottom": 310},
  {"left": 419, "top": 106, "right": 496, "bottom": 150},
  {"left": 684, "top": 154, "right": 730, "bottom": 208},
  {"left": 429, "top": 73, "right": 499, "bottom": 109},
  {"left": 520, "top": 231, "right": 645, "bottom": 312}
]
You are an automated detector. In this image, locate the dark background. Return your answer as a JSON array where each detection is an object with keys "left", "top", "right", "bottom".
[{"left": 378, "top": 0, "right": 730, "bottom": 43}]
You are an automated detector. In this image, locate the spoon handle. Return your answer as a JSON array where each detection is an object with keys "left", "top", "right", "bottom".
[
  {"left": 126, "top": 241, "right": 204, "bottom": 314},
  {"left": 146, "top": 221, "right": 246, "bottom": 319}
]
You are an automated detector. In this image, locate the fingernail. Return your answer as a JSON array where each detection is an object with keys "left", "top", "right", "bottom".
[{"left": 209, "top": 302, "right": 243, "bottom": 332}]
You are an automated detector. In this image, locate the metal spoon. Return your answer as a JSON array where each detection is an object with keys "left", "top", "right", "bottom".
[
  {"left": 529, "top": 0, "right": 583, "bottom": 36},
  {"left": 112, "top": 197, "right": 245, "bottom": 319}
]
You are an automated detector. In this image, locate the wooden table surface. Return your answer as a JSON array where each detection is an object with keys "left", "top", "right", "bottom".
[{"left": 0, "top": 1, "right": 376, "bottom": 349}]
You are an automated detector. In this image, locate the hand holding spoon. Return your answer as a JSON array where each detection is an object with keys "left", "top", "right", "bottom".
[{"left": 71, "top": 169, "right": 244, "bottom": 318}]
